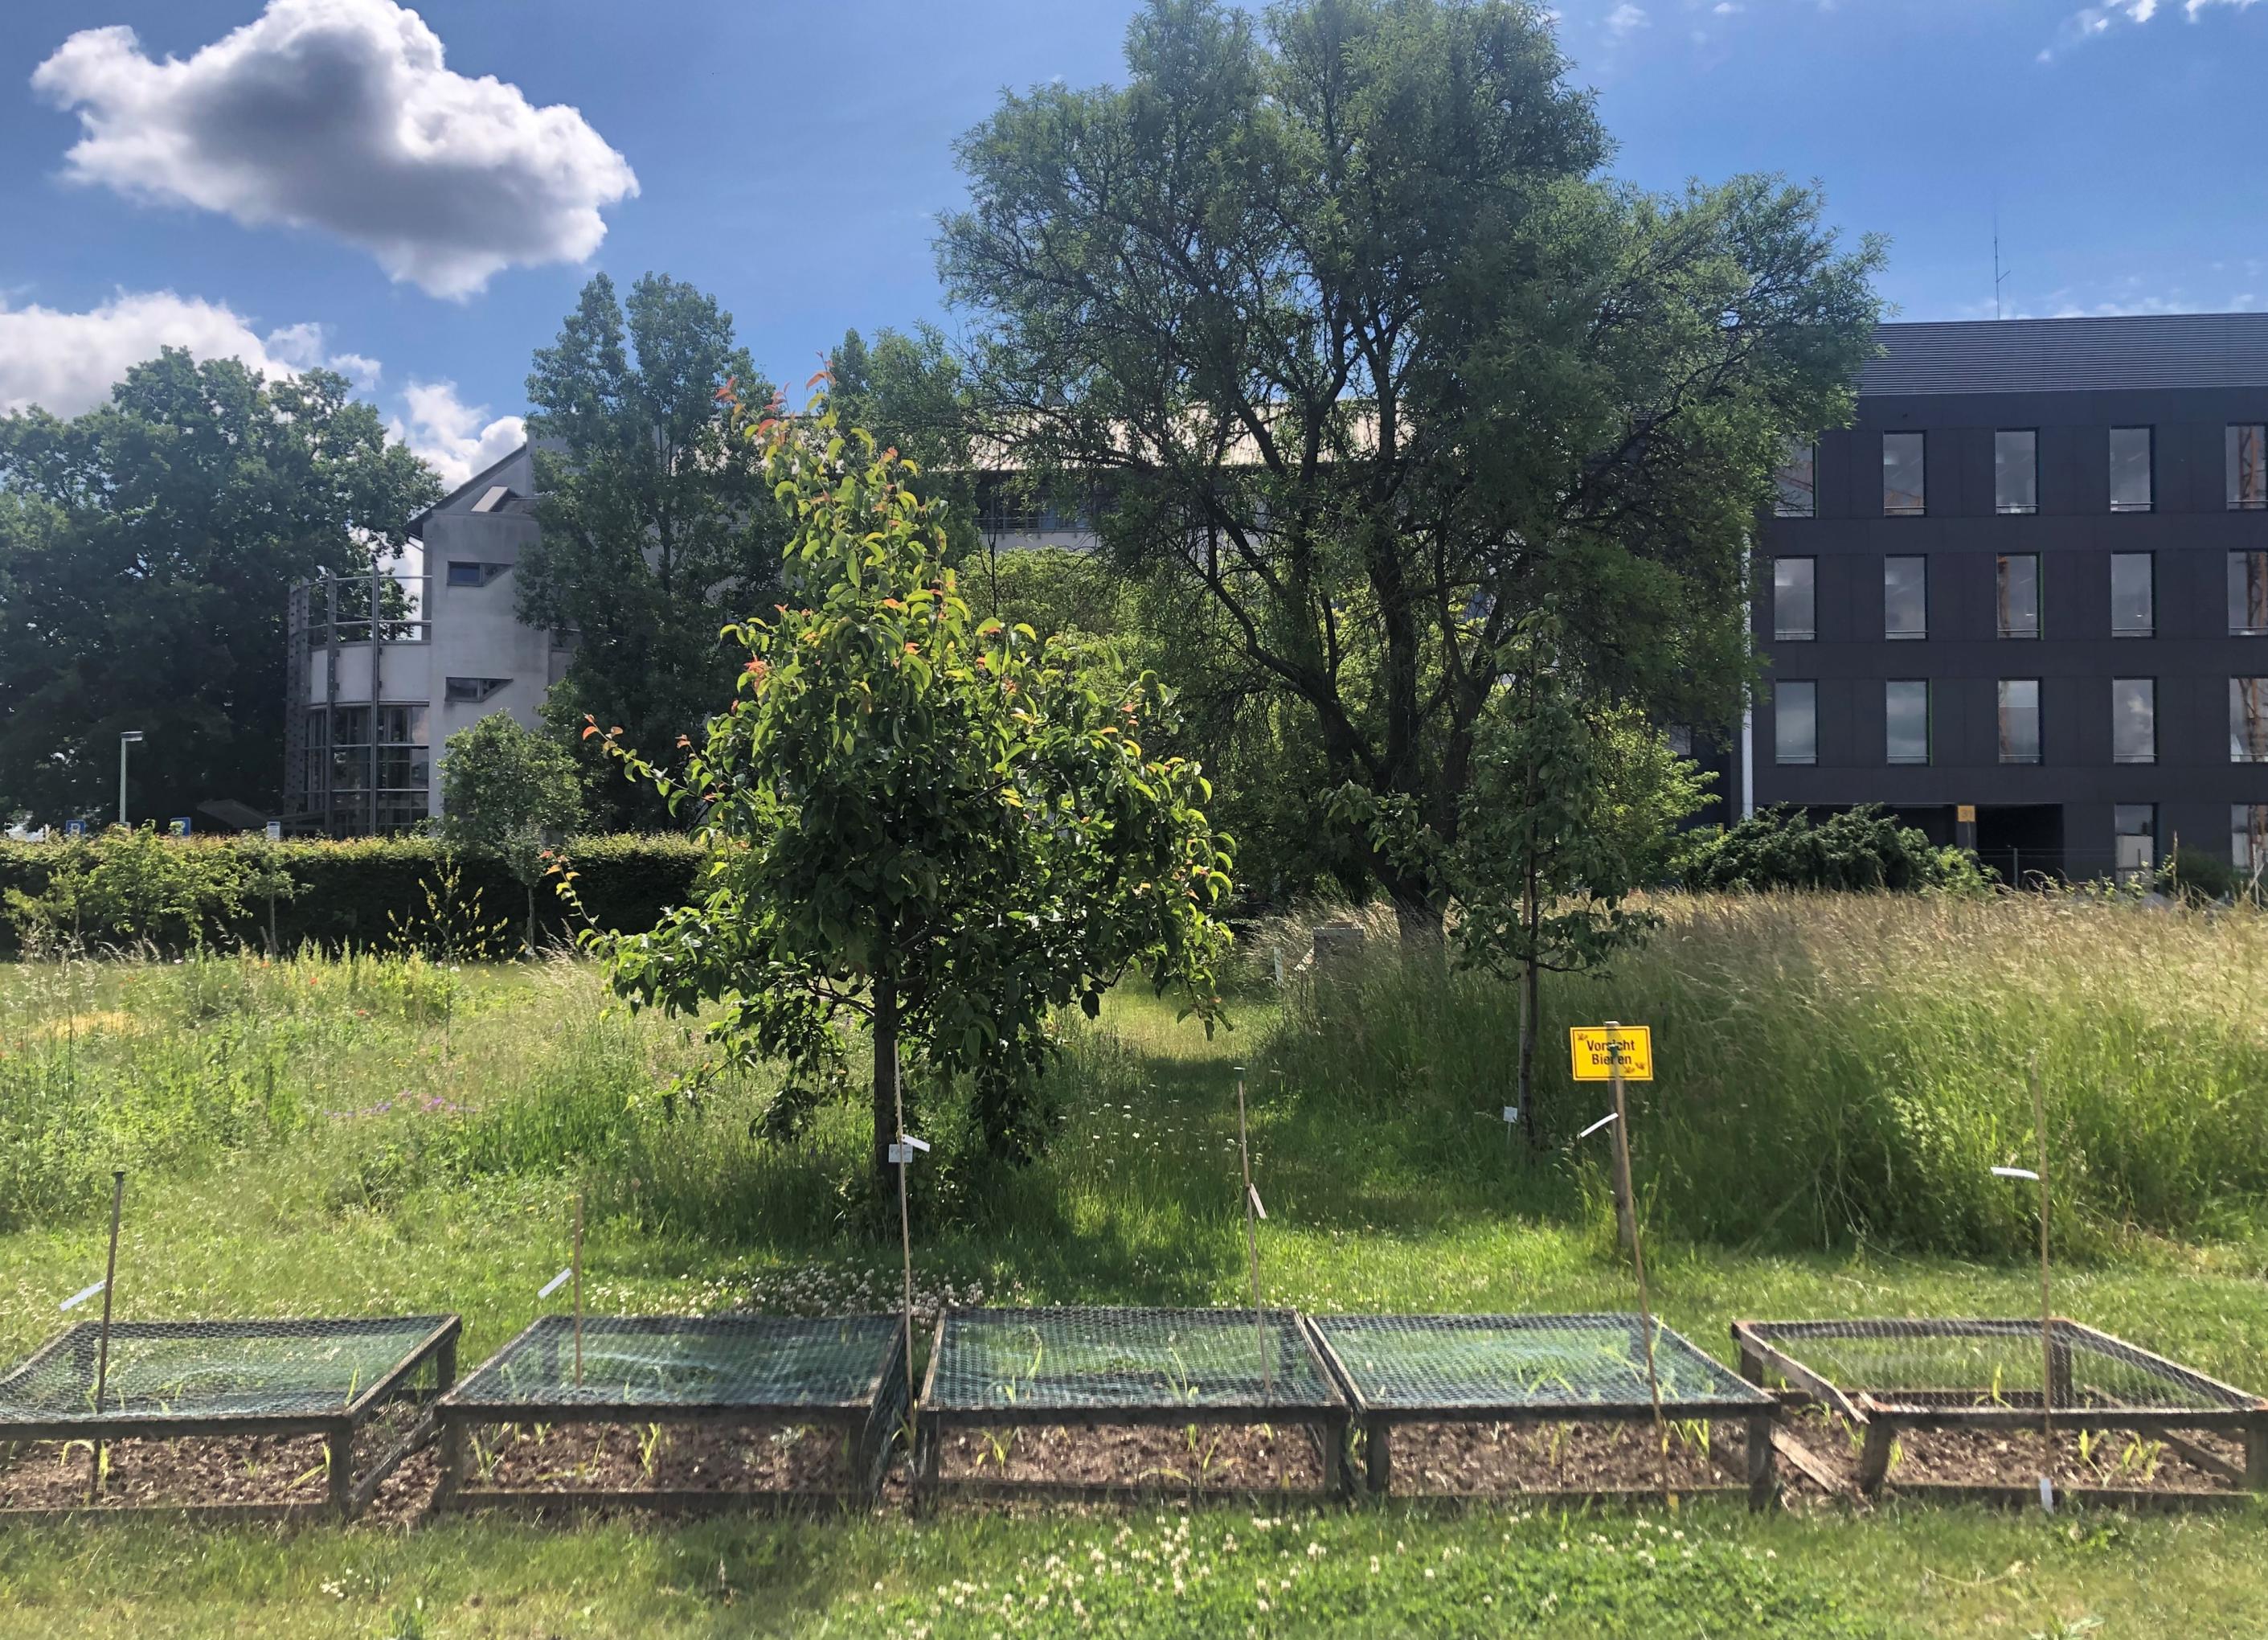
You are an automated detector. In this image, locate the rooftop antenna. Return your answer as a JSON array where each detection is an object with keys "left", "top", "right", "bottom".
[{"left": 1993, "top": 201, "right": 2012, "bottom": 322}]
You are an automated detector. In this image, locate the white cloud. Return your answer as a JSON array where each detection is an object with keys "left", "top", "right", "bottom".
[
  {"left": 31, "top": 0, "right": 638, "bottom": 298},
  {"left": 2041, "top": 0, "right": 2259, "bottom": 58},
  {"left": 0, "top": 289, "right": 370, "bottom": 416},
  {"left": 1605, "top": 2, "right": 1651, "bottom": 36},
  {"left": 388, "top": 380, "right": 524, "bottom": 490}
]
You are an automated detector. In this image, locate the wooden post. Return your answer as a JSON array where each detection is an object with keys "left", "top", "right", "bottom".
[
  {"left": 86, "top": 1169, "right": 125, "bottom": 1504},
  {"left": 1234, "top": 1067, "right": 1271, "bottom": 1400},
  {"left": 1746, "top": 1412, "right": 1778, "bottom": 1511},
  {"left": 1857, "top": 1419, "right": 1896, "bottom": 1494},
  {"left": 571, "top": 1193, "right": 584, "bottom": 1388},
  {"left": 1606, "top": 1027, "right": 1670, "bottom": 1505},
  {"left": 328, "top": 1418, "right": 356, "bottom": 1518},
  {"left": 1365, "top": 1418, "right": 1393, "bottom": 1499},
  {"left": 2246, "top": 1416, "right": 2266, "bottom": 1494}
]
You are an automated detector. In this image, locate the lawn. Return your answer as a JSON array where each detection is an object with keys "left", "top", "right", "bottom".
[{"left": 1, "top": 898, "right": 2265, "bottom": 1637}]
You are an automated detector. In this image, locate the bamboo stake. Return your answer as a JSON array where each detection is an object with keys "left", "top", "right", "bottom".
[
  {"left": 572, "top": 1194, "right": 584, "bottom": 1388},
  {"left": 86, "top": 1170, "right": 125, "bottom": 1503},
  {"left": 1606, "top": 1027, "right": 1671, "bottom": 1507},
  {"left": 1234, "top": 1066, "right": 1271, "bottom": 1399}
]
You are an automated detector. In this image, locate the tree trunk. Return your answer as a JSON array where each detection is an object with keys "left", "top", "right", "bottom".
[
  {"left": 524, "top": 882, "right": 537, "bottom": 958},
  {"left": 871, "top": 971, "right": 899, "bottom": 1199},
  {"left": 1517, "top": 754, "right": 1542, "bottom": 1143}
]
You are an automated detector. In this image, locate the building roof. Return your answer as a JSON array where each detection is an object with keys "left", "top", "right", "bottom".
[{"left": 1861, "top": 312, "right": 2268, "bottom": 397}]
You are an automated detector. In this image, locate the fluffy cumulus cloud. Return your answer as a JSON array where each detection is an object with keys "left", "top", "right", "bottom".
[
  {"left": 388, "top": 380, "right": 525, "bottom": 490},
  {"left": 0, "top": 290, "right": 379, "bottom": 416},
  {"left": 2043, "top": 0, "right": 2261, "bottom": 58},
  {"left": 31, "top": 0, "right": 638, "bottom": 298},
  {"left": 1605, "top": 2, "right": 1651, "bottom": 38}
]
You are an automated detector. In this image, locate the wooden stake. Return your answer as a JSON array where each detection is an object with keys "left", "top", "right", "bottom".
[
  {"left": 893, "top": 1050, "right": 917, "bottom": 1428},
  {"left": 1606, "top": 1027, "right": 1670, "bottom": 1506},
  {"left": 87, "top": 1169, "right": 125, "bottom": 1503},
  {"left": 571, "top": 1193, "right": 584, "bottom": 1388},
  {"left": 1234, "top": 1066, "right": 1271, "bottom": 1399},
  {"left": 2032, "top": 1056, "right": 2054, "bottom": 1503}
]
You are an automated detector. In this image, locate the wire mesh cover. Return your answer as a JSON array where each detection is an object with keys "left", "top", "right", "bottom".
[
  {"left": 1741, "top": 1318, "right": 2262, "bottom": 1414},
  {"left": 1313, "top": 1314, "right": 1770, "bottom": 1413},
  {"left": 0, "top": 1317, "right": 448, "bottom": 1423},
  {"left": 445, "top": 1315, "right": 900, "bottom": 1411},
  {"left": 925, "top": 1308, "right": 1341, "bottom": 1414}
]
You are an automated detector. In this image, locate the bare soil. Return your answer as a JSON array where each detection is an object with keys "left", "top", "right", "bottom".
[
  {"left": 1773, "top": 1404, "right": 2245, "bottom": 1494},
  {"left": 1373, "top": 1418, "right": 1769, "bottom": 1498},
  {"left": 459, "top": 1418, "right": 859, "bottom": 1497},
  {"left": 933, "top": 1421, "right": 1329, "bottom": 1493},
  {"left": 0, "top": 1399, "right": 433, "bottom": 1515}
]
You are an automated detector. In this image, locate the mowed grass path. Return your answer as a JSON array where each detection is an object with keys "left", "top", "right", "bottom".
[{"left": 1, "top": 941, "right": 2265, "bottom": 1637}]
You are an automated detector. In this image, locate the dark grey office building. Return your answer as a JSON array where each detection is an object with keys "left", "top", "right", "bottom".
[{"left": 1733, "top": 312, "right": 2268, "bottom": 882}]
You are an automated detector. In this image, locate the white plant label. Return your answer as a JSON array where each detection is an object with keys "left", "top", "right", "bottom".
[
  {"left": 1248, "top": 1183, "right": 1267, "bottom": 1221},
  {"left": 902, "top": 1134, "right": 931, "bottom": 1153},
  {"left": 1578, "top": 1111, "right": 1619, "bottom": 1140},
  {"left": 59, "top": 1279, "right": 106, "bottom": 1312},
  {"left": 1502, "top": 1106, "right": 1519, "bottom": 1125},
  {"left": 538, "top": 1266, "right": 573, "bottom": 1299},
  {"left": 1992, "top": 1166, "right": 2041, "bottom": 1182},
  {"left": 2039, "top": 1475, "right": 2055, "bottom": 1511}
]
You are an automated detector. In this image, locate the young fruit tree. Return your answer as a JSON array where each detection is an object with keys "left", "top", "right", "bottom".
[
  {"left": 573, "top": 396, "right": 1234, "bottom": 1195},
  {"left": 437, "top": 712, "right": 584, "bottom": 954}
]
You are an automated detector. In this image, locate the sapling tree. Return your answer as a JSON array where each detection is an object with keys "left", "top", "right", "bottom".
[
  {"left": 437, "top": 712, "right": 584, "bottom": 953},
  {"left": 1455, "top": 617, "right": 1706, "bottom": 1137},
  {"left": 576, "top": 396, "right": 1234, "bottom": 1195}
]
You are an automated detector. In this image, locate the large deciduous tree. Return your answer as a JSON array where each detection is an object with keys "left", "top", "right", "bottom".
[
  {"left": 579, "top": 399, "right": 1234, "bottom": 1197},
  {"left": 0, "top": 351, "right": 437, "bottom": 825},
  {"left": 941, "top": 0, "right": 1882, "bottom": 937},
  {"left": 518, "top": 273, "right": 788, "bottom": 826}
]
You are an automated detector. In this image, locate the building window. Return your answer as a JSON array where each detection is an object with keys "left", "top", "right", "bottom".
[
  {"left": 1773, "top": 557, "right": 1816, "bottom": 641},
  {"left": 2232, "top": 679, "right": 2268, "bottom": 762},
  {"left": 1882, "top": 433, "right": 1926, "bottom": 516},
  {"left": 1775, "top": 681, "right": 1817, "bottom": 765},
  {"left": 1773, "top": 441, "right": 1816, "bottom": 518},
  {"left": 2111, "top": 553, "right": 2154, "bottom": 638},
  {"left": 2109, "top": 427, "right": 2154, "bottom": 513},
  {"left": 2111, "top": 679, "right": 2156, "bottom": 765},
  {"left": 326, "top": 703, "right": 430, "bottom": 832},
  {"left": 1665, "top": 724, "right": 1694, "bottom": 758},
  {"left": 1885, "top": 681, "right": 1930, "bottom": 765},
  {"left": 2233, "top": 805, "right": 2268, "bottom": 875},
  {"left": 2114, "top": 805, "right": 2157, "bottom": 884},
  {"left": 1995, "top": 429, "right": 2038, "bottom": 515},
  {"left": 2229, "top": 425, "right": 2268, "bottom": 510},
  {"left": 2230, "top": 551, "right": 2268, "bottom": 635},
  {"left": 444, "top": 676, "right": 510, "bottom": 704},
  {"left": 1997, "top": 554, "right": 2040, "bottom": 638},
  {"left": 446, "top": 560, "right": 510, "bottom": 588},
  {"left": 1998, "top": 679, "right": 2042, "bottom": 765},
  {"left": 1884, "top": 556, "right": 1927, "bottom": 640}
]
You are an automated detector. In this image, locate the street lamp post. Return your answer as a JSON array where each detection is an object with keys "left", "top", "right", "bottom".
[{"left": 117, "top": 731, "right": 143, "bottom": 827}]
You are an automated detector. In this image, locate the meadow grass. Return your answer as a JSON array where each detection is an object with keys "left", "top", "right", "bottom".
[{"left": 0, "top": 894, "right": 2265, "bottom": 1635}]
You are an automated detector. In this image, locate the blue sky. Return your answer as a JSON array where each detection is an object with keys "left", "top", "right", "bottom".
[{"left": 2, "top": 0, "right": 2263, "bottom": 486}]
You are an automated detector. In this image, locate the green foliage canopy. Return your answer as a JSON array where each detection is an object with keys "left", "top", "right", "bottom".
[
  {"left": 941, "top": 0, "right": 1884, "bottom": 933},
  {"left": 518, "top": 273, "right": 789, "bottom": 826},
  {"left": 438, "top": 711, "right": 585, "bottom": 950},
  {"left": 0, "top": 351, "right": 439, "bottom": 822},
  {"left": 579, "top": 402, "right": 1235, "bottom": 1190}
]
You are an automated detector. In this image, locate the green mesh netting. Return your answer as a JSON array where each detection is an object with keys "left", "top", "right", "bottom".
[
  {"left": 446, "top": 1314, "right": 902, "bottom": 1411},
  {"left": 0, "top": 1317, "right": 450, "bottom": 1423},
  {"left": 1740, "top": 1318, "right": 2262, "bottom": 1414},
  {"left": 1311, "top": 1314, "right": 1771, "bottom": 1414},
  {"left": 924, "top": 1307, "right": 1341, "bottom": 1414}
]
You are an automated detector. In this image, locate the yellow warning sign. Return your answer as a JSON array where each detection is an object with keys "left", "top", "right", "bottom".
[{"left": 1570, "top": 1026, "right": 1653, "bottom": 1081}]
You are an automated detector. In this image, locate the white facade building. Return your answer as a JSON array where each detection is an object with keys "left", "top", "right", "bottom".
[{"left": 285, "top": 445, "right": 571, "bottom": 834}]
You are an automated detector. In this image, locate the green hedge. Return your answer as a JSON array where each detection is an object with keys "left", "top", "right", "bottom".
[{"left": 0, "top": 832, "right": 702, "bottom": 955}]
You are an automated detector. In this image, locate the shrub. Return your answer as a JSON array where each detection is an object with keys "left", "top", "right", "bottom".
[
  {"left": 1676, "top": 803, "right": 1992, "bottom": 893},
  {"left": 0, "top": 832, "right": 702, "bottom": 955}
]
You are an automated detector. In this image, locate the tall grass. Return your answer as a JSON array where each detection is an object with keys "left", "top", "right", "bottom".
[{"left": 1258, "top": 892, "right": 2268, "bottom": 1254}]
